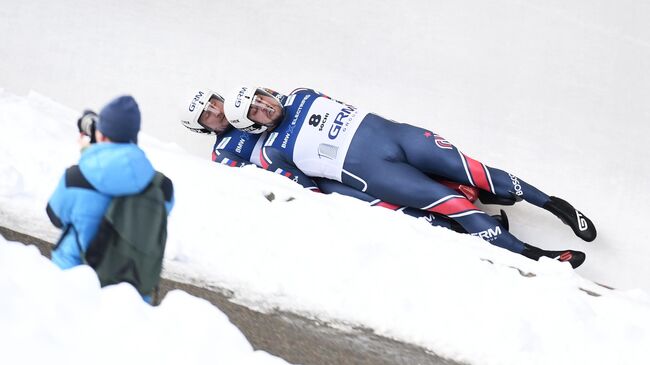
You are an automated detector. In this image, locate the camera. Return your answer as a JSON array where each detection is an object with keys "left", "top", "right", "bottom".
[{"left": 77, "top": 110, "right": 98, "bottom": 143}]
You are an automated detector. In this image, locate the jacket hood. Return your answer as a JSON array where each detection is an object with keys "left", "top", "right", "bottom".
[{"left": 79, "top": 143, "right": 154, "bottom": 196}]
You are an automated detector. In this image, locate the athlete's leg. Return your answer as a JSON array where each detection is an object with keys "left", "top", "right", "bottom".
[
  {"left": 388, "top": 122, "right": 597, "bottom": 241},
  {"left": 315, "top": 177, "right": 459, "bottom": 231},
  {"left": 342, "top": 158, "right": 525, "bottom": 253},
  {"left": 386, "top": 121, "right": 550, "bottom": 206},
  {"left": 348, "top": 116, "right": 596, "bottom": 242}
]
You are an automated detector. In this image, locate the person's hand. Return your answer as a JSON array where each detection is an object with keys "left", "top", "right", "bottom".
[{"left": 78, "top": 132, "right": 92, "bottom": 152}]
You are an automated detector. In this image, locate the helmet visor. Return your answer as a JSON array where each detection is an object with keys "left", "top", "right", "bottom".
[
  {"left": 198, "top": 95, "right": 229, "bottom": 133},
  {"left": 246, "top": 89, "right": 282, "bottom": 126}
]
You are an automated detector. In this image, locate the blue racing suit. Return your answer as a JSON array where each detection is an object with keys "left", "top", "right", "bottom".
[
  {"left": 211, "top": 127, "right": 266, "bottom": 168},
  {"left": 209, "top": 126, "right": 459, "bottom": 231},
  {"left": 257, "top": 88, "right": 555, "bottom": 254}
]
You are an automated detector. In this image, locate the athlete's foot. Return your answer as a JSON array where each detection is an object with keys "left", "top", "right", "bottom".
[
  {"left": 478, "top": 190, "right": 517, "bottom": 206},
  {"left": 521, "top": 243, "right": 586, "bottom": 269},
  {"left": 543, "top": 196, "right": 597, "bottom": 242},
  {"left": 494, "top": 209, "right": 509, "bottom": 231},
  {"left": 553, "top": 250, "right": 586, "bottom": 269}
]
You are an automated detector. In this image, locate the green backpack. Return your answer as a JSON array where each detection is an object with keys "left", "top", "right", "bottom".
[{"left": 84, "top": 172, "right": 168, "bottom": 296}]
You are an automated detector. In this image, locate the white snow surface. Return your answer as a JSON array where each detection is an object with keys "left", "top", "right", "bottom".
[
  {"left": 1, "top": 91, "right": 650, "bottom": 364},
  {"left": 1, "top": 1, "right": 650, "bottom": 364},
  {"left": 0, "top": 236, "right": 289, "bottom": 365}
]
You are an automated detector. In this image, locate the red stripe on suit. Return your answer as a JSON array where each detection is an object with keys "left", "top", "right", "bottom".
[
  {"left": 464, "top": 154, "right": 492, "bottom": 192},
  {"left": 260, "top": 149, "right": 270, "bottom": 169},
  {"left": 375, "top": 201, "right": 401, "bottom": 210},
  {"left": 427, "top": 196, "right": 477, "bottom": 216}
]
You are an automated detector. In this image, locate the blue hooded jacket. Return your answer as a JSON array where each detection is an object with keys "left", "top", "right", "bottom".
[{"left": 47, "top": 142, "right": 174, "bottom": 269}]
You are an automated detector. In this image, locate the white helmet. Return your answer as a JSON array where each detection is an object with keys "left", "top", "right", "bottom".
[
  {"left": 224, "top": 86, "right": 280, "bottom": 134},
  {"left": 179, "top": 89, "right": 225, "bottom": 134}
]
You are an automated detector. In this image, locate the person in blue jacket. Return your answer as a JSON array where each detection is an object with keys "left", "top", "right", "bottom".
[
  {"left": 46, "top": 95, "right": 174, "bottom": 277},
  {"left": 222, "top": 86, "right": 595, "bottom": 268}
]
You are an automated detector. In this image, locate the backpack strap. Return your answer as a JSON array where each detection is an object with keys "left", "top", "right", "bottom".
[
  {"left": 62, "top": 165, "right": 96, "bottom": 262},
  {"left": 151, "top": 171, "right": 165, "bottom": 186},
  {"left": 53, "top": 224, "right": 71, "bottom": 250},
  {"left": 152, "top": 171, "right": 174, "bottom": 204},
  {"left": 53, "top": 224, "right": 85, "bottom": 264},
  {"left": 70, "top": 225, "right": 87, "bottom": 264}
]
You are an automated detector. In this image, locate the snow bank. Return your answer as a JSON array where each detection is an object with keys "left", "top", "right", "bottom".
[{"left": 0, "top": 236, "right": 290, "bottom": 365}]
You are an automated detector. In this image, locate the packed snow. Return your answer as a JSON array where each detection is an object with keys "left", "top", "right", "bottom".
[
  {"left": 1, "top": 90, "right": 650, "bottom": 365},
  {"left": 0, "top": 236, "right": 289, "bottom": 365}
]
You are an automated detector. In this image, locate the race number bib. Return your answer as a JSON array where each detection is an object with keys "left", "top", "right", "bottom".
[{"left": 293, "top": 97, "right": 367, "bottom": 180}]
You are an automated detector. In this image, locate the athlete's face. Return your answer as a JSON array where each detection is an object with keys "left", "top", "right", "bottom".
[
  {"left": 199, "top": 96, "right": 229, "bottom": 133},
  {"left": 247, "top": 92, "right": 283, "bottom": 128}
]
